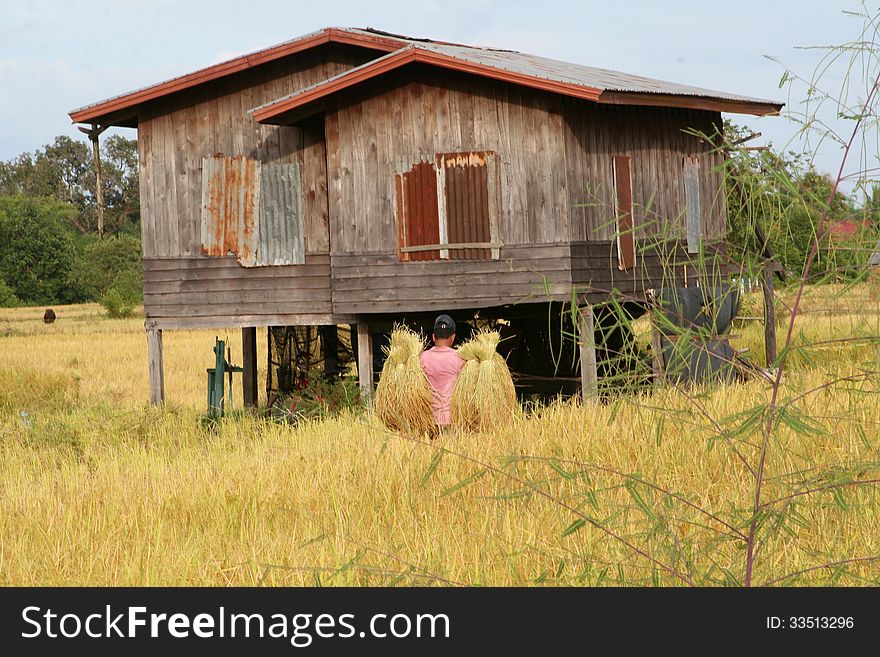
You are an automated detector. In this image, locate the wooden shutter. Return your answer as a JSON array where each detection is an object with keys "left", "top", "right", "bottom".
[
  {"left": 683, "top": 157, "right": 702, "bottom": 254},
  {"left": 439, "top": 152, "right": 492, "bottom": 261},
  {"left": 613, "top": 155, "right": 635, "bottom": 271},
  {"left": 397, "top": 161, "right": 441, "bottom": 261}
]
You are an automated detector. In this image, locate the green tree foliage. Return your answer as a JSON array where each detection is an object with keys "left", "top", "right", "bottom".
[
  {"left": 0, "top": 134, "right": 140, "bottom": 235},
  {"left": 68, "top": 234, "right": 143, "bottom": 301},
  {"left": 0, "top": 196, "right": 79, "bottom": 304},
  {"left": 723, "top": 121, "right": 873, "bottom": 281},
  {"left": 0, "top": 280, "right": 20, "bottom": 307},
  {"left": 0, "top": 134, "right": 142, "bottom": 308},
  {"left": 101, "top": 135, "right": 140, "bottom": 235}
]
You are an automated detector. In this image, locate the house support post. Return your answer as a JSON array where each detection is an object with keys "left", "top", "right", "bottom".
[
  {"left": 242, "top": 326, "right": 258, "bottom": 408},
  {"left": 578, "top": 305, "right": 598, "bottom": 401},
  {"left": 651, "top": 326, "right": 666, "bottom": 385},
  {"left": 356, "top": 322, "right": 373, "bottom": 405},
  {"left": 147, "top": 325, "right": 165, "bottom": 405},
  {"left": 762, "top": 260, "right": 777, "bottom": 367},
  {"left": 648, "top": 292, "right": 666, "bottom": 385}
]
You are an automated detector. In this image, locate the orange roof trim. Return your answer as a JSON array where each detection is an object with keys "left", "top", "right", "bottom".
[
  {"left": 68, "top": 28, "right": 405, "bottom": 125},
  {"left": 252, "top": 46, "right": 604, "bottom": 124}
]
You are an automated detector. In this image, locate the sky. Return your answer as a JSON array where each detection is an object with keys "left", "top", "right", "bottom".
[{"left": 0, "top": 0, "right": 874, "bottom": 192}]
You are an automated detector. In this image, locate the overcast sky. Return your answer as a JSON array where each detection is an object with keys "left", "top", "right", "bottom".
[{"left": 0, "top": 0, "right": 873, "bottom": 191}]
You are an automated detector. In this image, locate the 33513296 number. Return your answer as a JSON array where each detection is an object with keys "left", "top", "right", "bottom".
[{"left": 788, "top": 617, "right": 853, "bottom": 629}]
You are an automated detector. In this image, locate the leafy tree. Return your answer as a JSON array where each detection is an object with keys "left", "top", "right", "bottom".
[
  {"left": 102, "top": 135, "right": 140, "bottom": 235},
  {"left": 723, "top": 120, "right": 866, "bottom": 281},
  {"left": 0, "top": 196, "right": 79, "bottom": 304},
  {"left": 0, "top": 134, "right": 139, "bottom": 236}
]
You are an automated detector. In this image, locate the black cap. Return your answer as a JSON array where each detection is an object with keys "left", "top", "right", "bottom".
[{"left": 433, "top": 314, "right": 456, "bottom": 338}]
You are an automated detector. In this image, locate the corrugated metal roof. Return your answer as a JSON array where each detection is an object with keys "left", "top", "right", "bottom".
[
  {"left": 68, "top": 27, "right": 413, "bottom": 124},
  {"left": 71, "top": 26, "right": 782, "bottom": 126},
  {"left": 412, "top": 41, "right": 778, "bottom": 104},
  {"left": 252, "top": 40, "right": 782, "bottom": 123}
]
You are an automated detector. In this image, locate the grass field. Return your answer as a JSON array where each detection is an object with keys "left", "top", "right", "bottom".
[{"left": 1, "top": 285, "right": 879, "bottom": 586}]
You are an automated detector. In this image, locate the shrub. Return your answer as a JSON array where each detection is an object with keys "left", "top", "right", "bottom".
[
  {"left": 101, "top": 288, "right": 134, "bottom": 319},
  {"left": 68, "top": 233, "right": 142, "bottom": 301},
  {"left": 0, "top": 279, "right": 19, "bottom": 307}
]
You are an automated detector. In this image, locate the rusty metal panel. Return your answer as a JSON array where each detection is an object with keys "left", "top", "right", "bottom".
[
  {"left": 200, "top": 155, "right": 261, "bottom": 267},
  {"left": 683, "top": 156, "right": 702, "bottom": 254},
  {"left": 402, "top": 160, "right": 441, "bottom": 261},
  {"left": 201, "top": 156, "right": 306, "bottom": 267},
  {"left": 259, "top": 162, "right": 305, "bottom": 265},
  {"left": 438, "top": 152, "right": 492, "bottom": 261}
]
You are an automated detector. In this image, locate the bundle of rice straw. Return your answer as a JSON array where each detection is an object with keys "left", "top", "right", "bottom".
[
  {"left": 374, "top": 326, "right": 435, "bottom": 435},
  {"left": 451, "top": 330, "right": 517, "bottom": 432}
]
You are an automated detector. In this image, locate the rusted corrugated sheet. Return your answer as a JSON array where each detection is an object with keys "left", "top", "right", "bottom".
[
  {"left": 259, "top": 162, "right": 305, "bottom": 265},
  {"left": 438, "top": 152, "right": 491, "bottom": 261},
  {"left": 201, "top": 156, "right": 305, "bottom": 267},
  {"left": 402, "top": 161, "right": 440, "bottom": 261},
  {"left": 200, "top": 156, "right": 261, "bottom": 267}
]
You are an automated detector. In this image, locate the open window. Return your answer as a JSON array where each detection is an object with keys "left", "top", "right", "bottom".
[
  {"left": 612, "top": 155, "right": 635, "bottom": 271},
  {"left": 396, "top": 151, "right": 500, "bottom": 261},
  {"left": 200, "top": 155, "right": 305, "bottom": 267}
]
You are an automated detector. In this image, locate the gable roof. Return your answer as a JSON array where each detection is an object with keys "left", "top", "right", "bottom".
[
  {"left": 253, "top": 40, "right": 783, "bottom": 124},
  {"left": 69, "top": 27, "right": 783, "bottom": 127},
  {"left": 68, "top": 28, "right": 416, "bottom": 126}
]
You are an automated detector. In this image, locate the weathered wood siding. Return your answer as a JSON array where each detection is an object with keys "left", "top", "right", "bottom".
[
  {"left": 331, "top": 244, "right": 574, "bottom": 315},
  {"left": 138, "top": 44, "right": 375, "bottom": 258},
  {"left": 562, "top": 102, "right": 726, "bottom": 243},
  {"left": 327, "top": 66, "right": 572, "bottom": 251},
  {"left": 570, "top": 241, "right": 728, "bottom": 301},
  {"left": 142, "top": 254, "right": 352, "bottom": 329},
  {"left": 137, "top": 44, "right": 377, "bottom": 327},
  {"left": 325, "top": 67, "right": 727, "bottom": 316}
]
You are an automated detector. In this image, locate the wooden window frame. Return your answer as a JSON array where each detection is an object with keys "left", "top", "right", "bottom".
[{"left": 396, "top": 151, "right": 501, "bottom": 262}]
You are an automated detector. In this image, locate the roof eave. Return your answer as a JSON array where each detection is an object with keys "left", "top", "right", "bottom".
[
  {"left": 67, "top": 27, "right": 406, "bottom": 126},
  {"left": 252, "top": 47, "right": 604, "bottom": 125},
  {"left": 597, "top": 90, "right": 783, "bottom": 116}
]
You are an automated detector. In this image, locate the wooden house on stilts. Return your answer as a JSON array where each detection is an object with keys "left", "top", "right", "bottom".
[{"left": 69, "top": 27, "right": 782, "bottom": 404}]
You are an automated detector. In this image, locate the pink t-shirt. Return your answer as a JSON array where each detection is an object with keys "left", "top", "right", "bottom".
[{"left": 419, "top": 346, "right": 465, "bottom": 427}]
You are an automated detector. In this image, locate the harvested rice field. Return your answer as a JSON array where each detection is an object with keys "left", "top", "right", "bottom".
[{"left": 1, "top": 284, "right": 880, "bottom": 586}]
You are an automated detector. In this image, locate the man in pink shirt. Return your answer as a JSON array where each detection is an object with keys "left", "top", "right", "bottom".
[{"left": 419, "top": 314, "right": 465, "bottom": 431}]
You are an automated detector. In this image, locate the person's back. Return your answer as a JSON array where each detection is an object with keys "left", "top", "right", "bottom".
[
  {"left": 419, "top": 315, "right": 464, "bottom": 429},
  {"left": 420, "top": 346, "right": 464, "bottom": 427}
]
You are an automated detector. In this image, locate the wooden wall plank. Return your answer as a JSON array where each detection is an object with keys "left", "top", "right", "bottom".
[
  {"left": 137, "top": 104, "right": 156, "bottom": 257},
  {"left": 147, "top": 314, "right": 355, "bottom": 330},
  {"left": 138, "top": 44, "right": 373, "bottom": 260}
]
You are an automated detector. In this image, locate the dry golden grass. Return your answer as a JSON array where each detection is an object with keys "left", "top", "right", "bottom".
[
  {"left": 1, "top": 286, "right": 879, "bottom": 586},
  {"left": 0, "top": 303, "right": 268, "bottom": 408}
]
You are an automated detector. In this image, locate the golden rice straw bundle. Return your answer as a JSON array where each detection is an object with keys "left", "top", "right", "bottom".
[
  {"left": 451, "top": 330, "right": 517, "bottom": 432},
  {"left": 374, "top": 326, "right": 435, "bottom": 435}
]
